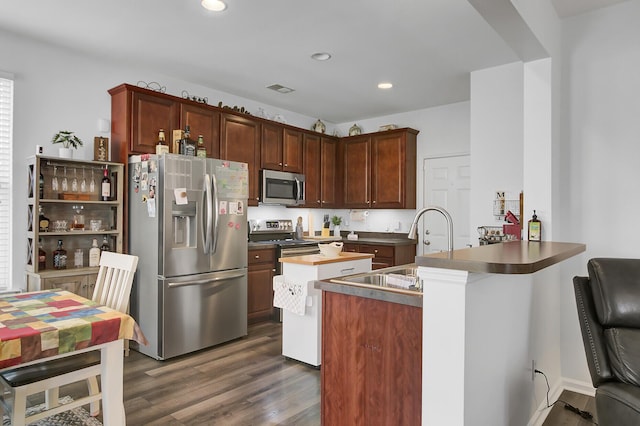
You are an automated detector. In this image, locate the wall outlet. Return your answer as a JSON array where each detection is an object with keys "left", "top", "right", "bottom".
[{"left": 531, "top": 360, "right": 536, "bottom": 381}]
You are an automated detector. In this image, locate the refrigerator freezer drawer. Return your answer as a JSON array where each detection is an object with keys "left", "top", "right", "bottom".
[{"left": 159, "top": 269, "right": 248, "bottom": 360}]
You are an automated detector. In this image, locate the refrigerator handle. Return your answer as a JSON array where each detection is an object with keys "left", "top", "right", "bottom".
[
  {"left": 211, "top": 172, "right": 220, "bottom": 254},
  {"left": 202, "top": 174, "right": 213, "bottom": 254}
]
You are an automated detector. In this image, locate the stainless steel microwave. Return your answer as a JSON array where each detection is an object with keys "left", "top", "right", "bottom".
[{"left": 260, "top": 169, "right": 305, "bottom": 206}]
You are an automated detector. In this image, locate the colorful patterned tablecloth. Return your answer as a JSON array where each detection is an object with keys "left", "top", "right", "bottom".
[{"left": 0, "top": 290, "right": 147, "bottom": 369}]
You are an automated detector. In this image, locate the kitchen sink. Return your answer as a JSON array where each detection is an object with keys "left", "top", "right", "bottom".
[{"left": 330, "top": 264, "right": 422, "bottom": 293}]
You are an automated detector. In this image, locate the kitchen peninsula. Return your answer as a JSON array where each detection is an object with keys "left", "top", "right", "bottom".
[
  {"left": 316, "top": 240, "right": 584, "bottom": 426},
  {"left": 417, "top": 241, "right": 585, "bottom": 426}
]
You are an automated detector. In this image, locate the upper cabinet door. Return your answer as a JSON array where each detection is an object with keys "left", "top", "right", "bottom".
[
  {"left": 282, "top": 129, "right": 303, "bottom": 173},
  {"left": 303, "top": 133, "right": 321, "bottom": 207},
  {"left": 320, "top": 137, "right": 339, "bottom": 208},
  {"left": 342, "top": 136, "right": 371, "bottom": 209},
  {"left": 260, "top": 122, "right": 283, "bottom": 171},
  {"left": 131, "top": 92, "right": 178, "bottom": 154},
  {"left": 371, "top": 129, "right": 417, "bottom": 209},
  {"left": 180, "top": 103, "right": 220, "bottom": 158},
  {"left": 220, "top": 113, "right": 261, "bottom": 205}
]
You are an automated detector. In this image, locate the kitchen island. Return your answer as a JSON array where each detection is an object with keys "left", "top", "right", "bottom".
[
  {"left": 278, "top": 252, "right": 373, "bottom": 367},
  {"left": 416, "top": 241, "right": 585, "bottom": 426}
]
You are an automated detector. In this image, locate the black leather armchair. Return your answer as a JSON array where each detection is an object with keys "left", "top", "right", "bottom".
[{"left": 574, "top": 258, "right": 640, "bottom": 425}]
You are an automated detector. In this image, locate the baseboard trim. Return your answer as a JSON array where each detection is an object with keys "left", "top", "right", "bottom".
[{"left": 528, "top": 377, "right": 595, "bottom": 426}]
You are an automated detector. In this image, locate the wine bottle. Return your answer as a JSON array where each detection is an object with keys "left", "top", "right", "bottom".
[
  {"left": 89, "top": 238, "right": 101, "bottom": 267},
  {"left": 101, "top": 167, "right": 111, "bottom": 201},
  {"left": 39, "top": 171, "right": 44, "bottom": 198},
  {"left": 196, "top": 135, "right": 207, "bottom": 158},
  {"left": 53, "top": 239, "right": 67, "bottom": 269},
  {"left": 38, "top": 238, "right": 46, "bottom": 270},
  {"left": 156, "top": 129, "right": 169, "bottom": 155}
]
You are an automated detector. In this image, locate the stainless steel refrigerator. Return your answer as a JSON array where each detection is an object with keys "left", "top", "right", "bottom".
[{"left": 128, "top": 154, "right": 248, "bottom": 360}]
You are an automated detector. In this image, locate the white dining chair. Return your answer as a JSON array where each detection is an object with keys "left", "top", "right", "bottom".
[{"left": 0, "top": 251, "right": 138, "bottom": 425}]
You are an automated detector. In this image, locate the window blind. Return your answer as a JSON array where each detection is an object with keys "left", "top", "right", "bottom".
[{"left": 0, "top": 76, "right": 14, "bottom": 289}]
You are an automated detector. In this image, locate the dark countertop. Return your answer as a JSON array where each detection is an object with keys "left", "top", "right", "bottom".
[
  {"left": 248, "top": 232, "right": 417, "bottom": 250},
  {"left": 415, "top": 240, "right": 586, "bottom": 274}
]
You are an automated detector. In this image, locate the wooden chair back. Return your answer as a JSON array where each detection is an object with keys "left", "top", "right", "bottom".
[{"left": 92, "top": 251, "right": 139, "bottom": 313}]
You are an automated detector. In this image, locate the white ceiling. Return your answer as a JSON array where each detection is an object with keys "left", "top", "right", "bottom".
[{"left": 0, "top": 0, "right": 625, "bottom": 123}]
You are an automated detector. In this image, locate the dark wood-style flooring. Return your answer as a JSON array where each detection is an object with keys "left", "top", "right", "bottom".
[{"left": 43, "top": 321, "right": 595, "bottom": 425}]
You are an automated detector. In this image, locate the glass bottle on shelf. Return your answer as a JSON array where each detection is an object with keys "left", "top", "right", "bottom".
[
  {"left": 74, "top": 248, "right": 83, "bottom": 268},
  {"left": 72, "top": 204, "right": 85, "bottom": 230},
  {"left": 101, "top": 167, "right": 111, "bottom": 201},
  {"left": 38, "top": 205, "right": 50, "bottom": 232},
  {"left": 156, "top": 129, "right": 169, "bottom": 155},
  {"left": 53, "top": 239, "right": 67, "bottom": 269},
  {"left": 89, "top": 238, "right": 101, "bottom": 267},
  {"left": 100, "top": 236, "right": 110, "bottom": 252},
  {"left": 38, "top": 238, "right": 46, "bottom": 270},
  {"left": 196, "top": 135, "right": 207, "bottom": 158},
  {"left": 39, "top": 170, "right": 44, "bottom": 198}
]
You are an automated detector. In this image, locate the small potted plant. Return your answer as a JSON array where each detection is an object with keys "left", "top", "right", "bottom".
[
  {"left": 331, "top": 215, "right": 342, "bottom": 237},
  {"left": 51, "top": 130, "right": 83, "bottom": 158}
]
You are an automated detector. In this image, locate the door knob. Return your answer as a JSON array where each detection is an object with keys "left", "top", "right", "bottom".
[
  {"left": 423, "top": 240, "right": 431, "bottom": 246},
  {"left": 424, "top": 229, "right": 430, "bottom": 235}
]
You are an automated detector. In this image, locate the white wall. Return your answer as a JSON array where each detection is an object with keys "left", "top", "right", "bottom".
[{"left": 559, "top": 0, "right": 640, "bottom": 384}]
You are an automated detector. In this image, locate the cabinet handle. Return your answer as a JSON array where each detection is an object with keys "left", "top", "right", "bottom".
[
  {"left": 372, "top": 200, "right": 376, "bottom": 204},
  {"left": 374, "top": 249, "right": 378, "bottom": 253},
  {"left": 279, "top": 162, "right": 283, "bottom": 166},
  {"left": 255, "top": 255, "right": 260, "bottom": 259},
  {"left": 317, "top": 200, "right": 321, "bottom": 204},
  {"left": 284, "top": 163, "right": 288, "bottom": 167}
]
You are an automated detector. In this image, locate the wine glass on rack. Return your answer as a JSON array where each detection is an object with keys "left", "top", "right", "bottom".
[
  {"left": 89, "top": 169, "right": 96, "bottom": 193},
  {"left": 51, "top": 166, "right": 59, "bottom": 193},
  {"left": 61, "top": 167, "right": 68, "bottom": 192},
  {"left": 71, "top": 168, "right": 78, "bottom": 192},
  {"left": 80, "top": 168, "right": 87, "bottom": 193}
]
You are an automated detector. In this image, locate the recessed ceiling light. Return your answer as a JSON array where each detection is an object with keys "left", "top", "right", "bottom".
[
  {"left": 378, "top": 82, "right": 393, "bottom": 89},
  {"left": 201, "top": 0, "right": 227, "bottom": 12},
  {"left": 267, "top": 84, "right": 295, "bottom": 94},
  {"left": 311, "top": 52, "right": 332, "bottom": 61}
]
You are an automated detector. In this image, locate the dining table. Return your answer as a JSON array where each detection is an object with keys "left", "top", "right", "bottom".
[{"left": 0, "top": 289, "right": 147, "bottom": 425}]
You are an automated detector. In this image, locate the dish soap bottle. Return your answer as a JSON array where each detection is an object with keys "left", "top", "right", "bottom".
[{"left": 528, "top": 210, "right": 541, "bottom": 241}]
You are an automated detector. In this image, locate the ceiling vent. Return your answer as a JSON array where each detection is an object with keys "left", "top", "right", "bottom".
[{"left": 267, "top": 84, "right": 295, "bottom": 94}]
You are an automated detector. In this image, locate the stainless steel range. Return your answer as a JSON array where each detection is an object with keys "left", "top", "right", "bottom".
[{"left": 248, "top": 219, "right": 320, "bottom": 275}]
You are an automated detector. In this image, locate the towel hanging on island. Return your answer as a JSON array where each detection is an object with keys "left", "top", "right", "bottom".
[{"left": 273, "top": 275, "right": 309, "bottom": 316}]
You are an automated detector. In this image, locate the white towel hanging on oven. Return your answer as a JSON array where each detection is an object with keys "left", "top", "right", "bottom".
[{"left": 273, "top": 275, "right": 308, "bottom": 315}]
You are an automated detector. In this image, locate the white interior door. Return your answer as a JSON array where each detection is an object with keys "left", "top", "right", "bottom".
[{"left": 420, "top": 155, "right": 470, "bottom": 254}]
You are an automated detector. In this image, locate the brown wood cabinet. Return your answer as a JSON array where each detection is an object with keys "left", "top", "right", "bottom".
[
  {"left": 248, "top": 248, "right": 276, "bottom": 324},
  {"left": 220, "top": 113, "right": 261, "bottom": 206},
  {"left": 343, "top": 242, "right": 416, "bottom": 270},
  {"left": 322, "top": 291, "right": 422, "bottom": 425},
  {"left": 341, "top": 128, "right": 418, "bottom": 209},
  {"left": 304, "top": 134, "right": 339, "bottom": 208},
  {"left": 180, "top": 102, "right": 220, "bottom": 158},
  {"left": 131, "top": 91, "right": 179, "bottom": 156},
  {"left": 262, "top": 126, "right": 303, "bottom": 173}
]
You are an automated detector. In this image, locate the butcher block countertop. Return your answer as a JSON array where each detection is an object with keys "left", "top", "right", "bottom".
[
  {"left": 416, "top": 240, "right": 586, "bottom": 274},
  {"left": 280, "top": 252, "right": 374, "bottom": 266}
]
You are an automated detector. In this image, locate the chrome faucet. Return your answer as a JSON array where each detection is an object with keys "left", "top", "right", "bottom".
[{"left": 407, "top": 206, "right": 454, "bottom": 252}]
